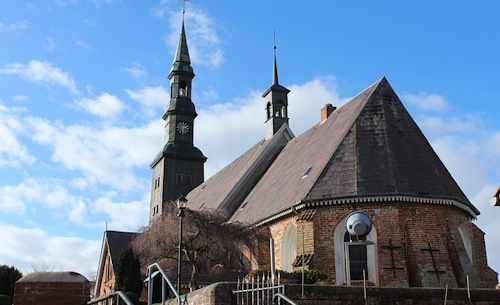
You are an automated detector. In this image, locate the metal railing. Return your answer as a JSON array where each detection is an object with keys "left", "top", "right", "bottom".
[
  {"left": 88, "top": 291, "right": 134, "bottom": 305},
  {"left": 273, "top": 293, "right": 298, "bottom": 305},
  {"left": 233, "top": 273, "right": 287, "bottom": 305},
  {"left": 146, "top": 262, "right": 181, "bottom": 305}
]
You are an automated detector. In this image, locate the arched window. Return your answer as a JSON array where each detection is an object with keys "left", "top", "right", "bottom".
[
  {"left": 266, "top": 102, "right": 272, "bottom": 120},
  {"left": 458, "top": 223, "right": 473, "bottom": 264},
  {"left": 179, "top": 81, "right": 188, "bottom": 97},
  {"left": 334, "top": 220, "right": 378, "bottom": 285},
  {"left": 281, "top": 224, "right": 297, "bottom": 272},
  {"left": 275, "top": 101, "right": 285, "bottom": 118}
]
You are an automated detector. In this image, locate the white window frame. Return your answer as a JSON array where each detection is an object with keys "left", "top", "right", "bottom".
[{"left": 334, "top": 220, "right": 378, "bottom": 286}]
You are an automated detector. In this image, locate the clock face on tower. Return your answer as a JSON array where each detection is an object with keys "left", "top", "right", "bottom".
[{"left": 176, "top": 121, "right": 190, "bottom": 134}]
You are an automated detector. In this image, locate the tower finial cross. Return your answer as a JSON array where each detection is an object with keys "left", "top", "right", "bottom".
[
  {"left": 182, "top": 0, "right": 189, "bottom": 20},
  {"left": 273, "top": 30, "right": 276, "bottom": 51}
]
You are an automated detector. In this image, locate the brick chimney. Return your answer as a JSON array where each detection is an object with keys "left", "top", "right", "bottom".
[{"left": 321, "top": 104, "right": 336, "bottom": 121}]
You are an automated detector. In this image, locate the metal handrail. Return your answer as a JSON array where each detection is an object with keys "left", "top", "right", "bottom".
[
  {"left": 273, "top": 292, "right": 298, "bottom": 305},
  {"left": 88, "top": 290, "right": 134, "bottom": 305},
  {"left": 146, "top": 262, "right": 181, "bottom": 305}
]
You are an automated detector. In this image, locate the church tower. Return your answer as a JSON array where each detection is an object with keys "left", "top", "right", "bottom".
[
  {"left": 150, "top": 19, "right": 207, "bottom": 222},
  {"left": 263, "top": 39, "right": 290, "bottom": 140}
]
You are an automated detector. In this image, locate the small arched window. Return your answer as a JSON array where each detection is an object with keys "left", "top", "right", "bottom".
[
  {"left": 266, "top": 102, "right": 272, "bottom": 120},
  {"left": 281, "top": 224, "right": 297, "bottom": 272},
  {"left": 179, "top": 81, "right": 188, "bottom": 97},
  {"left": 275, "top": 100, "right": 286, "bottom": 118}
]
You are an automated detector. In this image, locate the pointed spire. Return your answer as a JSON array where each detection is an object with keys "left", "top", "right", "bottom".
[
  {"left": 273, "top": 31, "right": 279, "bottom": 85},
  {"left": 172, "top": 21, "right": 191, "bottom": 66}
]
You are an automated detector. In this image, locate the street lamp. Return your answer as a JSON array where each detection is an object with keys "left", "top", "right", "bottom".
[{"left": 177, "top": 196, "right": 188, "bottom": 300}]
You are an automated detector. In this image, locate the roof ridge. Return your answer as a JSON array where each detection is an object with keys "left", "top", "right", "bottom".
[{"left": 219, "top": 123, "right": 294, "bottom": 213}]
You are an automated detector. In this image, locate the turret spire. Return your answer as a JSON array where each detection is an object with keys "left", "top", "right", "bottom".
[{"left": 263, "top": 32, "right": 290, "bottom": 140}]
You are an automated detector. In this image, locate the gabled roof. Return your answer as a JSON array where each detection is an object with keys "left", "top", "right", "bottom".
[
  {"left": 94, "top": 230, "right": 138, "bottom": 296},
  {"left": 186, "top": 124, "right": 294, "bottom": 217},
  {"left": 229, "top": 77, "right": 478, "bottom": 224},
  {"left": 106, "top": 231, "right": 137, "bottom": 269}
]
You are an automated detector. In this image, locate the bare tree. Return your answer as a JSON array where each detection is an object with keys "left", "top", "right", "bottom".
[
  {"left": 132, "top": 203, "right": 268, "bottom": 290},
  {"left": 28, "top": 262, "right": 62, "bottom": 273}
]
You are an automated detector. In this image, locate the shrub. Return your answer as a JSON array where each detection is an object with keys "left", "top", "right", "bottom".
[
  {"left": 0, "top": 294, "right": 11, "bottom": 305},
  {"left": 125, "top": 292, "right": 139, "bottom": 305},
  {"left": 293, "top": 269, "right": 328, "bottom": 284}
]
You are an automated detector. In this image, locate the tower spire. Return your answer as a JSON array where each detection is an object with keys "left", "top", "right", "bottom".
[{"left": 149, "top": 0, "right": 206, "bottom": 223}]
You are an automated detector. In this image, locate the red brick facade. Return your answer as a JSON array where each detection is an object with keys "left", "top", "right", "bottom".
[
  {"left": 13, "top": 272, "right": 90, "bottom": 305},
  {"left": 267, "top": 202, "right": 498, "bottom": 288},
  {"left": 96, "top": 249, "right": 116, "bottom": 298}
]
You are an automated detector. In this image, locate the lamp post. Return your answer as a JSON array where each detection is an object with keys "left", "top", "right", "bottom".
[{"left": 177, "top": 196, "right": 188, "bottom": 300}]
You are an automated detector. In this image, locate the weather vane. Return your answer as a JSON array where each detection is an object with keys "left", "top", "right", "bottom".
[
  {"left": 182, "top": 0, "right": 189, "bottom": 20},
  {"left": 273, "top": 30, "right": 277, "bottom": 52}
]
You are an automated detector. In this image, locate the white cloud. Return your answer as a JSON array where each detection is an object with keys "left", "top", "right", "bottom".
[
  {"left": 125, "top": 86, "right": 169, "bottom": 117},
  {"left": 0, "top": 60, "right": 79, "bottom": 94},
  {"left": 0, "top": 20, "right": 29, "bottom": 33},
  {"left": 0, "top": 178, "right": 89, "bottom": 222},
  {"left": 0, "top": 104, "right": 36, "bottom": 167},
  {"left": 75, "top": 39, "right": 95, "bottom": 51},
  {"left": 53, "top": 0, "right": 79, "bottom": 6},
  {"left": 403, "top": 92, "right": 450, "bottom": 112},
  {"left": 75, "top": 93, "right": 126, "bottom": 118},
  {"left": 26, "top": 117, "right": 163, "bottom": 191},
  {"left": 122, "top": 62, "right": 148, "bottom": 79},
  {"left": 14, "top": 95, "right": 28, "bottom": 102},
  {"left": 68, "top": 199, "right": 88, "bottom": 224},
  {"left": 41, "top": 37, "right": 57, "bottom": 52},
  {"left": 91, "top": 196, "right": 149, "bottom": 231},
  {"left": 202, "top": 87, "right": 219, "bottom": 101},
  {"left": 0, "top": 224, "right": 101, "bottom": 275},
  {"left": 414, "top": 113, "right": 482, "bottom": 138}
]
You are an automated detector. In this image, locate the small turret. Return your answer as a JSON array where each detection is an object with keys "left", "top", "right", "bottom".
[{"left": 263, "top": 33, "right": 290, "bottom": 140}]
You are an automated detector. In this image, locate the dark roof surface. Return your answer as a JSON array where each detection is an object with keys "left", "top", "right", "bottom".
[
  {"left": 18, "top": 271, "right": 88, "bottom": 283},
  {"left": 106, "top": 230, "right": 137, "bottom": 270},
  {"left": 186, "top": 124, "right": 293, "bottom": 215},
  {"left": 229, "top": 77, "right": 478, "bottom": 224}
]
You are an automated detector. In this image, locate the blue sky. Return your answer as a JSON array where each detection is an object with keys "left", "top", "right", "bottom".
[{"left": 0, "top": 0, "right": 499, "bottom": 280}]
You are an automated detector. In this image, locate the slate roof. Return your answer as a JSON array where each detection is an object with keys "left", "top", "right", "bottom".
[
  {"left": 18, "top": 271, "right": 88, "bottom": 283},
  {"left": 105, "top": 230, "right": 137, "bottom": 271},
  {"left": 186, "top": 124, "right": 293, "bottom": 217},
  {"left": 227, "top": 77, "right": 478, "bottom": 224}
]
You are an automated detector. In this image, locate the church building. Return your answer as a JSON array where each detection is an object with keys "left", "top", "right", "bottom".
[{"left": 149, "top": 18, "right": 498, "bottom": 289}]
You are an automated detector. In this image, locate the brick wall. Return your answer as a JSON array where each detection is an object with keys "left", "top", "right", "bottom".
[
  {"left": 266, "top": 202, "right": 498, "bottom": 288},
  {"left": 97, "top": 248, "right": 115, "bottom": 298},
  {"left": 14, "top": 281, "right": 90, "bottom": 305},
  {"left": 168, "top": 282, "right": 500, "bottom": 305}
]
